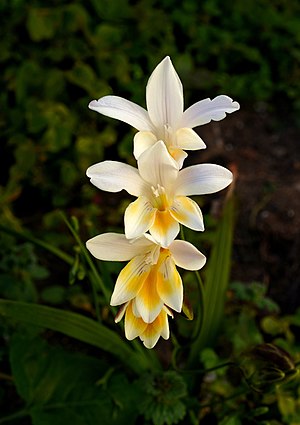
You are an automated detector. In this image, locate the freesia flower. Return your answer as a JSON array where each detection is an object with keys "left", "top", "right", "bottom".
[
  {"left": 89, "top": 56, "right": 239, "bottom": 167},
  {"left": 86, "top": 232, "right": 206, "bottom": 348},
  {"left": 87, "top": 141, "right": 233, "bottom": 247}
]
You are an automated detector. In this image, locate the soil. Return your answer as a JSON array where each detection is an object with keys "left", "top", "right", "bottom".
[{"left": 191, "top": 105, "right": 300, "bottom": 314}]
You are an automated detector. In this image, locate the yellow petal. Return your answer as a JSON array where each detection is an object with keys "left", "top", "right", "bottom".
[
  {"left": 150, "top": 210, "right": 179, "bottom": 248},
  {"left": 170, "top": 196, "right": 204, "bottom": 231},
  {"left": 156, "top": 253, "right": 183, "bottom": 312},
  {"left": 110, "top": 255, "right": 150, "bottom": 306},
  {"left": 125, "top": 301, "right": 148, "bottom": 340},
  {"left": 135, "top": 267, "right": 164, "bottom": 323}
]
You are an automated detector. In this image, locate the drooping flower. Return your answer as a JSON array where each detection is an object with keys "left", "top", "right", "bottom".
[
  {"left": 86, "top": 232, "right": 206, "bottom": 348},
  {"left": 89, "top": 56, "right": 239, "bottom": 167},
  {"left": 87, "top": 141, "right": 233, "bottom": 247}
]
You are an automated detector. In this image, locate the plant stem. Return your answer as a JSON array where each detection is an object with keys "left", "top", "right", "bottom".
[{"left": 0, "top": 410, "right": 29, "bottom": 424}]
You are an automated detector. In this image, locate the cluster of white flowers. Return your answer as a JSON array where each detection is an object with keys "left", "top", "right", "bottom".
[{"left": 86, "top": 57, "right": 239, "bottom": 348}]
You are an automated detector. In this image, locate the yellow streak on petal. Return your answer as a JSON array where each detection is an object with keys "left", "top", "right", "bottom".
[
  {"left": 156, "top": 254, "right": 183, "bottom": 312},
  {"left": 135, "top": 267, "right": 164, "bottom": 323},
  {"left": 110, "top": 255, "right": 150, "bottom": 306},
  {"left": 150, "top": 210, "right": 179, "bottom": 247},
  {"left": 170, "top": 196, "right": 204, "bottom": 231},
  {"left": 125, "top": 301, "right": 147, "bottom": 340}
]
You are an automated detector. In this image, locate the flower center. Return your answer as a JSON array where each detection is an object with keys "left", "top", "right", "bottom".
[{"left": 151, "top": 184, "right": 171, "bottom": 211}]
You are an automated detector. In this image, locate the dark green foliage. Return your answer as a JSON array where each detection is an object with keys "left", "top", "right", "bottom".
[
  {"left": 1, "top": 0, "right": 300, "bottom": 220},
  {"left": 138, "top": 371, "right": 187, "bottom": 425},
  {"left": 8, "top": 333, "right": 141, "bottom": 425}
]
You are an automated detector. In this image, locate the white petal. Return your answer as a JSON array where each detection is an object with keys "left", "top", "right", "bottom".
[
  {"left": 137, "top": 141, "right": 179, "bottom": 188},
  {"left": 86, "top": 233, "right": 153, "bottom": 261},
  {"left": 175, "top": 128, "right": 206, "bottom": 150},
  {"left": 182, "top": 95, "right": 240, "bottom": 128},
  {"left": 110, "top": 255, "right": 150, "bottom": 306},
  {"left": 160, "top": 311, "right": 170, "bottom": 340},
  {"left": 124, "top": 197, "right": 156, "bottom": 239},
  {"left": 133, "top": 131, "right": 158, "bottom": 159},
  {"left": 169, "top": 240, "right": 206, "bottom": 270},
  {"left": 86, "top": 161, "right": 146, "bottom": 197},
  {"left": 89, "top": 96, "right": 153, "bottom": 131},
  {"left": 146, "top": 56, "right": 183, "bottom": 130},
  {"left": 169, "top": 196, "right": 204, "bottom": 231},
  {"left": 175, "top": 164, "right": 233, "bottom": 196}
]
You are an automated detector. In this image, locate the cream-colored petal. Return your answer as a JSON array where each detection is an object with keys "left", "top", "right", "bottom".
[
  {"left": 125, "top": 301, "right": 148, "bottom": 340},
  {"left": 160, "top": 310, "right": 170, "bottom": 340},
  {"left": 140, "top": 311, "right": 168, "bottom": 348},
  {"left": 181, "top": 95, "right": 240, "bottom": 128},
  {"left": 168, "top": 147, "right": 188, "bottom": 169},
  {"left": 86, "top": 233, "right": 153, "bottom": 261},
  {"left": 124, "top": 197, "right": 156, "bottom": 239},
  {"left": 137, "top": 141, "right": 179, "bottom": 188},
  {"left": 133, "top": 131, "right": 158, "bottom": 160},
  {"left": 175, "top": 128, "right": 206, "bottom": 150},
  {"left": 169, "top": 196, "right": 204, "bottom": 231},
  {"left": 135, "top": 268, "right": 164, "bottom": 323},
  {"left": 156, "top": 254, "right": 183, "bottom": 312},
  {"left": 114, "top": 302, "right": 129, "bottom": 323},
  {"left": 110, "top": 255, "right": 151, "bottom": 306},
  {"left": 146, "top": 56, "right": 183, "bottom": 130},
  {"left": 176, "top": 164, "right": 233, "bottom": 196},
  {"left": 86, "top": 161, "right": 146, "bottom": 197},
  {"left": 169, "top": 240, "right": 206, "bottom": 271},
  {"left": 89, "top": 96, "right": 153, "bottom": 131},
  {"left": 150, "top": 210, "right": 180, "bottom": 248}
]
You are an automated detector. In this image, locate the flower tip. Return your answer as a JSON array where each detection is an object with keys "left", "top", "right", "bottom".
[
  {"left": 232, "top": 100, "right": 240, "bottom": 110},
  {"left": 88, "top": 99, "right": 98, "bottom": 110}
]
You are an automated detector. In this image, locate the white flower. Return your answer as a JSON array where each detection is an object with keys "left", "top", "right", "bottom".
[
  {"left": 86, "top": 232, "right": 206, "bottom": 348},
  {"left": 87, "top": 141, "right": 232, "bottom": 247},
  {"left": 89, "top": 56, "right": 240, "bottom": 167}
]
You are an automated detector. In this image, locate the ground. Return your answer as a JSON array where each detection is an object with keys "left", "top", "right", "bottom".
[{"left": 194, "top": 105, "right": 300, "bottom": 313}]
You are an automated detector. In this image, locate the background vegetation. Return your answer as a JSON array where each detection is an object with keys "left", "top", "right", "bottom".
[{"left": 1, "top": 0, "right": 300, "bottom": 424}]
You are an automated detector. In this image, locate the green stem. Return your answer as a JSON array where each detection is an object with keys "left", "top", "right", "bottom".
[
  {"left": 191, "top": 271, "right": 205, "bottom": 341},
  {"left": 0, "top": 410, "right": 29, "bottom": 424},
  {"left": 60, "top": 213, "right": 111, "bottom": 305}
]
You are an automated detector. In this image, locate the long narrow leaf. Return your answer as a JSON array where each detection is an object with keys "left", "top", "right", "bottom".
[
  {"left": 189, "top": 192, "right": 235, "bottom": 364},
  {"left": 0, "top": 299, "right": 154, "bottom": 373}
]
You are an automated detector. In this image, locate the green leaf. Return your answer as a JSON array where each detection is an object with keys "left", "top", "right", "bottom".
[
  {"left": 9, "top": 333, "right": 141, "bottom": 425},
  {"left": 189, "top": 193, "right": 235, "bottom": 364},
  {"left": 138, "top": 371, "right": 187, "bottom": 425},
  {"left": 0, "top": 299, "right": 152, "bottom": 373}
]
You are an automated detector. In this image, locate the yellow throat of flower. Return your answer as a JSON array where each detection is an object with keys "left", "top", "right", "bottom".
[{"left": 151, "top": 184, "right": 172, "bottom": 211}]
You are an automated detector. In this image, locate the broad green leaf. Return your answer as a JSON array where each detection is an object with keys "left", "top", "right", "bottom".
[
  {"left": 9, "top": 333, "right": 141, "bottom": 425},
  {"left": 0, "top": 299, "right": 152, "bottom": 373}
]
